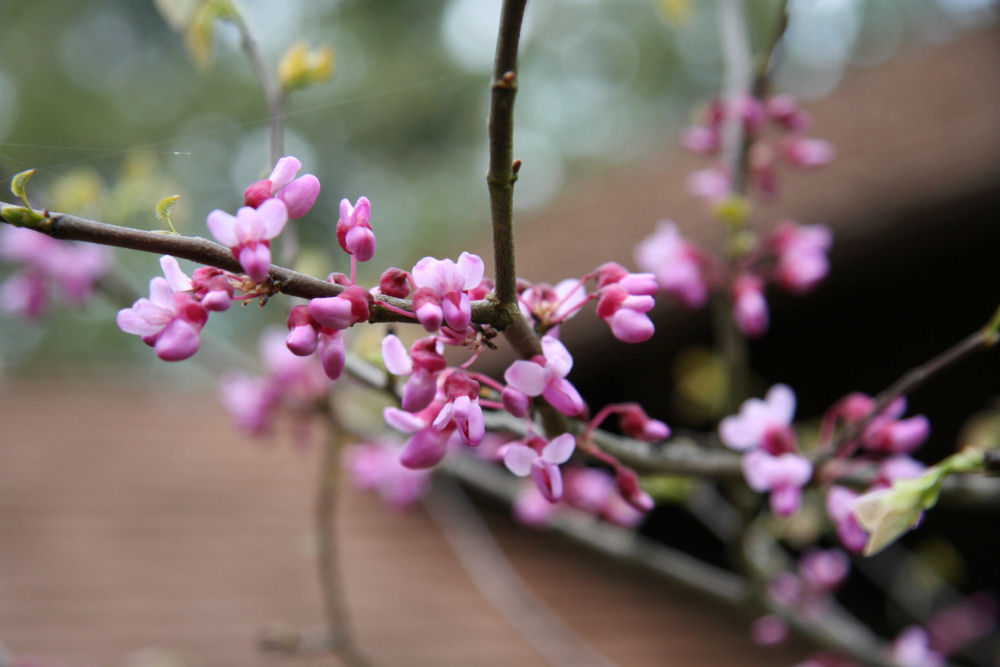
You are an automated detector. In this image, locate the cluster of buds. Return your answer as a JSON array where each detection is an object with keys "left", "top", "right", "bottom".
[{"left": 682, "top": 94, "right": 834, "bottom": 201}]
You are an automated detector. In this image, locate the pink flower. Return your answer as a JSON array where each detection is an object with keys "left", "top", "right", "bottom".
[
  {"left": 219, "top": 373, "right": 276, "bottom": 434},
  {"left": 519, "top": 278, "right": 587, "bottom": 331},
  {"left": 892, "top": 626, "right": 944, "bottom": 667},
  {"left": 634, "top": 221, "right": 708, "bottom": 308},
  {"left": 719, "top": 384, "right": 797, "bottom": 453},
  {"left": 772, "top": 221, "right": 833, "bottom": 294},
  {"left": 336, "top": 196, "right": 376, "bottom": 262},
  {"left": 346, "top": 442, "right": 432, "bottom": 509},
  {"left": 767, "top": 95, "right": 812, "bottom": 132},
  {"left": 307, "top": 284, "right": 373, "bottom": 331},
  {"left": 116, "top": 256, "right": 209, "bottom": 361},
  {"left": 742, "top": 450, "right": 812, "bottom": 516},
  {"left": 381, "top": 334, "right": 447, "bottom": 412},
  {"left": 826, "top": 486, "right": 868, "bottom": 554},
  {"left": 595, "top": 283, "right": 655, "bottom": 343},
  {"left": 501, "top": 434, "right": 576, "bottom": 502},
  {"left": 432, "top": 371, "right": 485, "bottom": 446},
  {"left": 781, "top": 136, "right": 835, "bottom": 168},
  {"left": 411, "top": 252, "right": 485, "bottom": 332},
  {"left": 243, "top": 155, "right": 321, "bottom": 219},
  {"left": 384, "top": 401, "right": 454, "bottom": 469},
  {"left": 798, "top": 548, "right": 850, "bottom": 592},
  {"left": 504, "top": 335, "right": 585, "bottom": 416},
  {"left": 207, "top": 198, "right": 288, "bottom": 282},
  {"left": 685, "top": 167, "right": 730, "bottom": 201},
  {"left": 732, "top": 274, "right": 769, "bottom": 338},
  {"left": 513, "top": 485, "right": 557, "bottom": 527}
]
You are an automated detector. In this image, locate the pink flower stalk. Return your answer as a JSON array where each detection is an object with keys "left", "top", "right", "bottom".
[
  {"left": 410, "top": 252, "right": 485, "bottom": 332},
  {"left": 0, "top": 226, "right": 110, "bottom": 318},
  {"left": 243, "top": 155, "right": 321, "bottom": 218},
  {"left": 500, "top": 433, "right": 576, "bottom": 502},
  {"left": 772, "top": 221, "right": 833, "bottom": 294},
  {"left": 432, "top": 371, "right": 485, "bottom": 446},
  {"left": 207, "top": 198, "right": 288, "bottom": 282},
  {"left": 336, "top": 196, "right": 376, "bottom": 262},
  {"left": 732, "top": 274, "right": 769, "bottom": 338},
  {"left": 826, "top": 486, "right": 868, "bottom": 554},
  {"left": 634, "top": 221, "right": 709, "bottom": 308},
  {"left": 504, "top": 335, "right": 585, "bottom": 417},
  {"left": 116, "top": 256, "right": 209, "bottom": 361},
  {"left": 346, "top": 442, "right": 432, "bottom": 509},
  {"left": 382, "top": 334, "right": 447, "bottom": 412}
]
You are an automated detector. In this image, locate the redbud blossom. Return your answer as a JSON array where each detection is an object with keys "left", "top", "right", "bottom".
[
  {"left": 384, "top": 402, "right": 453, "bottom": 469},
  {"left": 892, "top": 626, "right": 945, "bottom": 667},
  {"left": 501, "top": 434, "right": 576, "bottom": 502},
  {"left": 286, "top": 305, "right": 320, "bottom": 356},
  {"left": 336, "top": 196, "right": 376, "bottom": 262},
  {"left": 504, "top": 335, "right": 585, "bottom": 416},
  {"left": 243, "top": 155, "right": 321, "bottom": 218},
  {"left": 432, "top": 371, "right": 485, "bottom": 446},
  {"left": 719, "top": 384, "right": 797, "bottom": 452},
  {"left": 614, "top": 466, "right": 655, "bottom": 512},
  {"left": 634, "top": 221, "right": 708, "bottom": 308},
  {"left": 207, "top": 198, "right": 288, "bottom": 282},
  {"left": 618, "top": 403, "right": 671, "bottom": 442},
  {"left": 411, "top": 252, "right": 485, "bottom": 332},
  {"left": 596, "top": 283, "right": 656, "bottom": 343},
  {"left": 116, "top": 256, "right": 208, "bottom": 362},
  {"left": 772, "top": 221, "right": 833, "bottom": 294},
  {"left": 381, "top": 334, "right": 446, "bottom": 413},
  {"left": 379, "top": 267, "right": 411, "bottom": 298},
  {"left": 347, "top": 442, "right": 432, "bottom": 509},
  {"left": 317, "top": 330, "right": 346, "bottom": 380},
  {"left": 732, "top": 274, "right": 769, "bottom": 338},
  {"left": 825, "top": 486, "right": 868, "bottom": 554}
]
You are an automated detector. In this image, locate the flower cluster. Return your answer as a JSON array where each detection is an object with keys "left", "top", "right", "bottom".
[
  {"left": 719, "top": 384, "right": 812, "bottom": 516},
  {"left": 635, "top": 218, "right": 832, "bottom": 338},
  {"left": 0, "top": 226, "right": 110, "bottom": 320},
  {"left": 682, "top": 94, "right": 834, "bottom": 201},
  {"left": 219, "top": 329, "right": 330, "bottom": 442}
]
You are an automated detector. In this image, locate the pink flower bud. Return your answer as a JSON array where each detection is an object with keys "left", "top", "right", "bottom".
[
  {"left": 379, "top": 267, "right": 411, "bottom": 298},
  {"left": 502, "top": 386, "right": 531, "bottom": 418},
  {"left": 277, "top": 173, "right": 320, "bottom": 218},
  {"left": 318, "top": 330, "right": 345, "bottom": 380},
  {"left": 308, "top": 285, "right": 373, "bottom": 330},
  {"left": 619, "top": 403, "right": 670, "bottom": 442},
  {"left": 615, "top": 467, "right": 655, "bottom": 512},
  {"left": 286, "top": 305, "right": 319, "bottom": 356},
  {"left": 413, "top": 287, "right": 443, "bottom": 332},
  {"left": 243, "top": 179, "right": 273, "bottom": 208},
  {"left": 401, "top": 370, "right": 437, "bottom": 413},
  {"left": 400, "top": 429, "right": 450, "bottom": 469},
  {"left": 732, "top": 274, "right": 769, "bottom": 338}
]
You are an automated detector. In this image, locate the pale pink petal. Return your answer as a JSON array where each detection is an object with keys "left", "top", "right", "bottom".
[
  {"left": 116, "top": 302, "right": 164, "bottom": 336},
  {"left": 501, "top": 443, "right": 539, "bottom": 477},
  {"left": 766, "top": 384, "right": 797, "bottom": 425},
  {"left": 256, "top": 197, "right": 288, "bottom": 239},
  {"left": 401, "top": 370, "right": 437, "bottom": 413},
  {"left": 384, "top": 407, "right": 426, "bottom": 433},
  {"left": 238, "top": 243, "right": 271, "bottom": 283},
  {"left": 148, "top": 276, "right": 175, "bottom": 307},
  {"left": 381, "top": 334, "right": 413, "bottom": 375},
  {"left": 541, "top": 433, "right": 575, "bottom": 465},
  {"left": 504, "top": 360, "right": 547, "bottom": 396},
  {"left": 543, "top": 378, "right": 585, "bottom": 416},
  {"left": 718, "top": 415, "right": 760, "bottom": 450},
  {"left": 206, "top": 210, "right": 238, "bottom": 246},
  {"left": 154, "top": 318, "right": 201, "bottom": 361},
  {"left": 279, "top": 174, "right": 320, "bottom": 218},
  {"left": 410, "top": 256, "right": 436, "bottom": 288},
  {"left": 159, "top": 256, "right": 192, "bottom": 292},
  {"left": 400, "top": 429, "right": 448, "bottom": 469},
  {"left": 541, "top": 335, "right": 573, "bottom": 378},
  {"left": 610, "top": 308, "right": 655, "bottom": 343},
  {"left": 234, "top": 207, "right": 264, "bottom": 243},
  {"left": 268, "top": 156, "right": 302, "bottom": 190},
  {"left": 532, "top": 463, "right": 563, "bottom": 502},
  {"left": 456, "top": 251, "right": 485, "bottom": 290}
]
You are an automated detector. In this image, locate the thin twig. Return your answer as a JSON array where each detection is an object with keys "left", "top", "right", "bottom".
[
  {"left": 424, "top": 476, "right": 619, "bottom": 667},
  {"left": 314, "top": 414, "right": 372, "bottom": 666}
]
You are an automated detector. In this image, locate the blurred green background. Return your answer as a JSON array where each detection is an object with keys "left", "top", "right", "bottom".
[{"left": 0, "top": 0, "right": 991, "bottom": 377}]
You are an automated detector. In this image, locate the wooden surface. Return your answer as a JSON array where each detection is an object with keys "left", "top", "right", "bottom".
[{"left": 0, "top": 378, "right": 806, "bottom": 666}]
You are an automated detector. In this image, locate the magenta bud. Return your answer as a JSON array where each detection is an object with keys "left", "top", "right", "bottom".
[
  {"left": 287, "top": 324, "right": 319, "bottom": 356},
  {"left": 401, "top": 369, "right": 437, "bottom": 413},
  {"left": 345, "top": 226, "right": 376, "bottom": 262},
  {"left": 616, "top": 467, "right": 655, "bottom": 513},
  {"left": 379, "top": 267, "right": 411, "bottom": 298},
  {"left": 400, "top": 429, "right": 449, "bottom": 469},
  {"left": 318, "top": 331, "right": 345, "bottom": 380},
  {"left": 619, "top": 404, "right": 670, "bottom": 442},
  {"left": 502, "top": 386, "right": 531, "bottom": 418},
  {"left": 327, "top": 272, "right": 352, "bottom": 286},
  {"left": 243, "top": 179, "right": 273, "bottom": 208}
]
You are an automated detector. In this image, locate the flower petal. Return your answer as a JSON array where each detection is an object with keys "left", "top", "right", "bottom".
[{"left": 504, "top": 360, "right": 547, "bottom": 396}]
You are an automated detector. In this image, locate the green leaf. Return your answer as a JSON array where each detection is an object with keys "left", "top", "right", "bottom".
[{"left": 11, "top": 168, "right": 36, "bottom": 206}]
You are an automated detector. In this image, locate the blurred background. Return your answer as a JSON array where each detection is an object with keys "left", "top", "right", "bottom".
[{"left": 0, "top": 0, "right": 998, "bottom": 664}]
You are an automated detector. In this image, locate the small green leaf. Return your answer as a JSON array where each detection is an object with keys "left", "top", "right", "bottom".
[
  {"left": 155, "top": 194, "right": 182, "bottom": 234},
  {"left": 11, "top": 168, "right": 36, "bottom": 207}
]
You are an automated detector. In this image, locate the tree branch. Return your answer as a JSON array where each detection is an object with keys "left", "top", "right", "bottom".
[
  {"left": 487, "top": 0, "right": 527, "bottom": 316},
  {"left": 0, "top": 203, "right": 506, "bottom": 327}
]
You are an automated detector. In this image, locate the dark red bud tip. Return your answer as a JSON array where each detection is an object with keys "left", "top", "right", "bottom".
[
  {"left": 243, "top": 180, "right": 273, "bottom": 208},
  {"left": 286, "top": 304, "right": 314, "bottom": 329},
  {"left": 379, "top": 267, "right": 411, "bottom": 298}
]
